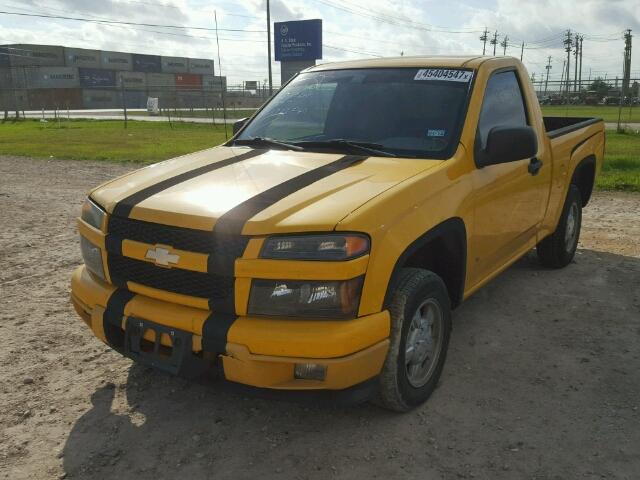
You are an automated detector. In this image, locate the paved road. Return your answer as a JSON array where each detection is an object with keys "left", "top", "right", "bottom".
[
  {"left": 19, "top": 110, "right": 640, "bottom": 130},
  {"left": 21, "top": 109, "right": 247, "bottom": 124}
]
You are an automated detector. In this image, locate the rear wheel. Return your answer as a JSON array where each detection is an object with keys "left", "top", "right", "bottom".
[
  {"left": 376, "top": 268, "right": 451, "bottom": 412},
  {"left": 537, "top": 184, "right": 582, "bottom": 268}
]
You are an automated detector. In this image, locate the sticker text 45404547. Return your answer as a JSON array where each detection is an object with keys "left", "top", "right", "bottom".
[{"left": 414, "top": 69, "right": 473, "bottom": 82}]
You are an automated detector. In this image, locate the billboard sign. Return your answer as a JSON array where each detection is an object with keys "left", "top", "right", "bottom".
[{"left": 274, "top": 19, "right": 322, "bottom": 61}]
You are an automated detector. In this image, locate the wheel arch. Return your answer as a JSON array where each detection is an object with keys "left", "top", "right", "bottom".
[
  {"left": 571, "top": 154, "right": 596, "bottom": 207},
  {"left": 383, "top": 217, "right": 467, "bottom": 310}
]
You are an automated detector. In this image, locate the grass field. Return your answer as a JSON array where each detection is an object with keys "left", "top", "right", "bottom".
[
  {"left": 0, "top": 118, "right": 637, "bottom": 191},
  {"left": 0, "top": 119, "right": 232, "bottom": 163},
  {"left": 540, "top": 105, "right": 640, "bottom": 123},
  {"left": 597, "top": 130, "right": 640, "bottom": 191}
]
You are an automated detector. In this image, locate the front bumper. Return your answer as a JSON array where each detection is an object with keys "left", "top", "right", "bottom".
[{"left": 71, "top": 265, "right": 390, "bottom": 392}]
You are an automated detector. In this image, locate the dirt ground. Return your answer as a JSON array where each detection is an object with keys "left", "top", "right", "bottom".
[{"left": 1, "top": 155, "right": 639, "bottom": 480}]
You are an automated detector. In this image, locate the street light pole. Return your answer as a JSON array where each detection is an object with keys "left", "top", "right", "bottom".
[{"left": 266, "top": 0, "right": 273, "bottom": 96}]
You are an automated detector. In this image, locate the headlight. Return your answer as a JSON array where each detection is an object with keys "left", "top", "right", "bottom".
[
  {"left": 248, "top": 277, "right": 364, "bottom": 319},
  {"left": 80, "top": 236, "right": 105, "bottom": 280},
  {"left": 260, "top": 234, "right": 369, "bottom": 260},
  {"left": 81, "top": 197, "right": 106, "bottom": 230}
]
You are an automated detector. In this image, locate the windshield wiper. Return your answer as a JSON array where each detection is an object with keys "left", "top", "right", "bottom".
[
  {"left": 233, "top": 137, "right": 304, "bottom": 151},
  {"left": 292, "top": 139, "right": 397, "bottom": 157}
]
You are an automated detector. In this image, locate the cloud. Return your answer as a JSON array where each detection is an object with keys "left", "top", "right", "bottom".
[{"left": 0, "top": 0, "right": 637, "bottom": 86}]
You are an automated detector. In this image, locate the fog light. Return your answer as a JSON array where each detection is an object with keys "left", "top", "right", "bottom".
[
  {"left": 80, "top": 235, "right": 105, "bottom": 280},
  {"left": 294, "top": 363, "right": 327, "bottom": 381}
]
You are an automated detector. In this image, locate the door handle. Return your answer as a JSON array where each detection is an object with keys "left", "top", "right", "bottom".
[{"left": 528, "top": 157, "right": 543, "bottom": 176}]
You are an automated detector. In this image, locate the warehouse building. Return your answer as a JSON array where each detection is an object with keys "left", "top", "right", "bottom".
[{"left": 0, "top": 44, "right": 227, "bottom": 111}]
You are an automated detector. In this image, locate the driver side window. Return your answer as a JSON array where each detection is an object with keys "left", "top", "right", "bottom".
[{"left": 477, "top": 71, "right": 528, "bottom": 150}]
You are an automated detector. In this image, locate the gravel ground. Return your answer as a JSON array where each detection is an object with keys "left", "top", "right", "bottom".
[{"left": 0, "top": 155, "right": 639, "bottom": 480}]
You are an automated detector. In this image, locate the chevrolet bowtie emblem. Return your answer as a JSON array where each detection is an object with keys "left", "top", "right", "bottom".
[{"left": 145, "top": 246, "right": 179, "bottom": 267}]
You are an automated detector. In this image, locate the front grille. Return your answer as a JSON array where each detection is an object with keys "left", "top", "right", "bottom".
[
  {"left": 108, "top": 216, "right": 249, "bottom": 259},
  {"left": 108, "top": 253, "right": 234, "bottom": 304}
]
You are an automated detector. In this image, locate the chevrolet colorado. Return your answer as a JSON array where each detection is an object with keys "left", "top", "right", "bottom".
[{"left": 71, "top": 56, "right": 605, "bottom": 411}]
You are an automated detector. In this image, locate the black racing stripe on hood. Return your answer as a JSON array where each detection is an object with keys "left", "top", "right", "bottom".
[
  {"left": 202, "top": 154, "right": 369, "bottom": 354},
  {"left": 213, "top": 154, "right": 369, "bottom": 237},
  {"left": 112, "top": 148, "right": 265, "bottom": 218}
]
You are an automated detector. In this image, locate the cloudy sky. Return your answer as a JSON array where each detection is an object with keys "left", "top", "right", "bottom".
[{"left": 1, "top": 0, "right": 638, "bottom": 87}]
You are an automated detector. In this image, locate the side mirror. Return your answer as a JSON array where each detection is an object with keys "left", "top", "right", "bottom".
[
  {"left": 476, "top": 125, "right": 538, "bottom": 168},
  {"left": 232, "top": 117, "right": 248, "bottom": 135}
]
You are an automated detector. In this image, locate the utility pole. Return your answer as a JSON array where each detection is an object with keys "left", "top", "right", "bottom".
[
  {"left": 520, "top": 41, "right": 525, "bottom": 61},
  {"left": 490, "top": 31, "right": 498, "bottom": 56},
  {"left": 480, "top": 28, "right": 489, "bottom": 55},
  {"left": 560, "top": 59, "right": 566, "bottom": 96},
  {"left": 545, "top": 56, "right": 552, "bottom": 94},
  {"left": 573, "top": 34, "right": 579, "bottom": 92},
  {"left": 500, "top": 35, "right": 509, "bottom": 55},
  {"left": 563, "top": 30, "right": 572, "bottom": 97},
  {"left": 578, "top": 35, "right": 584, "bottom": 91},
  {"left": 622, "top": 29, "right": 633, "bottom": 98},
  {"left": 266, "top": 0, "right": 273, "bottom": 96}
]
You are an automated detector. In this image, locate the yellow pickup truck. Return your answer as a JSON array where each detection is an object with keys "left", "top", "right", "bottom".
[{"left": 71, "top": 56, "right": 605, "bottom": 411}]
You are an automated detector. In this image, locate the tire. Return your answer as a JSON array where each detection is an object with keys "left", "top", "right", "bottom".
[
  {"left": 537, "top": 184, "right": 582, "bottom": 268},
  {"left": 376, "top": 268, "right": 452, "bottom": 412}
]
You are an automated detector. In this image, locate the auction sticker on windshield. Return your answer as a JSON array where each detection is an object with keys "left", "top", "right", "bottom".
[{"left": 414, "top": 69, "right": 473, "bottom": 82}]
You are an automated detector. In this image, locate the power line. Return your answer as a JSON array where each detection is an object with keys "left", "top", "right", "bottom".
[
  {"left": 0, "top": 10, "right": 267, "bottom": 33},
  {"left": 310, "top": 0, "right": 483, "bottom": 35}
]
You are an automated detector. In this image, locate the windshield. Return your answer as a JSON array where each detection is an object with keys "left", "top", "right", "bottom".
[{"left": 236, "top": 67, "right": 474, "bottom": 159}]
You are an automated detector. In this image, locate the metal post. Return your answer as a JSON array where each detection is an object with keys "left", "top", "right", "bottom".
[
  {"left": 578, "top": 36, "right": 584, "bottom": 92},
  {"left": 545, "top": 56, "right": 552, "bottom": 94},
  {"left": 520, "top": 41, "right": 524, "bottom": 61},
  {"left": 121, "top": 82, "right": 128, "bottom": 129},
  {"left": 267, "top": 0, "right": 273, "bottom": 96}
]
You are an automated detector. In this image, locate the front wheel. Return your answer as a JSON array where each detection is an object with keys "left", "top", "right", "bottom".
[
  {"left": 376, "top": 268, "right": 452, "bottom": 412},
  {"left": 537, "top": 184, "right": 582, "bottom": 268}
]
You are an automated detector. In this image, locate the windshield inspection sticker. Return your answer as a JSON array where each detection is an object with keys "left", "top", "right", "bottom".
[
  {"left": 414, "top": 69, "right": 473, "bottom": 82},
  {"left": 427, "top": 129, "right": 446, "bottom": 137}
]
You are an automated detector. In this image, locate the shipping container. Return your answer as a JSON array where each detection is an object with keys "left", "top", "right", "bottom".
[
  {"left": 79, "top": 68, "right": 116, "bottom": 88},
  {"left": 146, "top": 72, "right": 175, "bottom": 89},
  {"left": 0, "top": 67, "right": 27, "bottom": 89},
  {"left": 188, "top": 58, "right": 214, "bottom": 75},
  {"left": 82, "top": 89, "right": 119, "bottom": 109},
  {"left": 203, "top": 91, "right": 223, "bottom": 108},
  {"left": 132, "top": 54, "right": 161, "bottom": 73},
  {"left": 0, "top": 89, "right": 28, "bottom": 111},
  {"left": 176, "top": 90, "right": 203, "bottom": 108},
  {"left": 117, "top": 71, "right": 146, "bottom": 90},
  {"left": 123, "top": 90, "right": 146, "bottom": 108},
  {"left": 175, "top": 73, "right": 202, "bottom": 90},
  {"left": 24, "top": 66, "right": 80, "bottom": 89},
  {"left": 27, "top": 88, "right": 83, "bottom": 110},
  {"left": 100, "top": 51, "right": 132, "bottom": 71},
  {"left": 6, "top": 44, "right": 65, "bottom": 67},
  {"left": 0, "top": 67, "right": 12, "bottom": 88},
  {"left": 0, "top": 47, "right": 9, "bottom": 68},
  {"left": 65, "top": 47, "right": 101, "bottom": 68},
  {"left": 202, "top": 75, "right": 227, "bottom": 91},
  {"left": 161, "top": 56, "right": 188, "bottom": 74}
]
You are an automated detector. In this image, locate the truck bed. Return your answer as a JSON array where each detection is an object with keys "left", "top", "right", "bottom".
[{"left": 544, "top": 116, "right": 603, "bottom": 139}]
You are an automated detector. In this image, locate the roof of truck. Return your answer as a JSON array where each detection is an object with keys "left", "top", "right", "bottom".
[{"left": 307, "top": 55, "right": 515, "bottom": 72}]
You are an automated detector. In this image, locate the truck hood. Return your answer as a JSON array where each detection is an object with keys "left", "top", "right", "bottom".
[{"left": 91, "top": 146, "right": 441, "bottom": 234}]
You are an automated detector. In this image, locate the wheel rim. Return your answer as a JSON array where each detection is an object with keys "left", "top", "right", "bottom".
[
  {"left": 404, "top": 298, "right": 444, "bottom": 388},
  {"left": 564, "top": 202, "right": 579, "bottom": 253}
]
